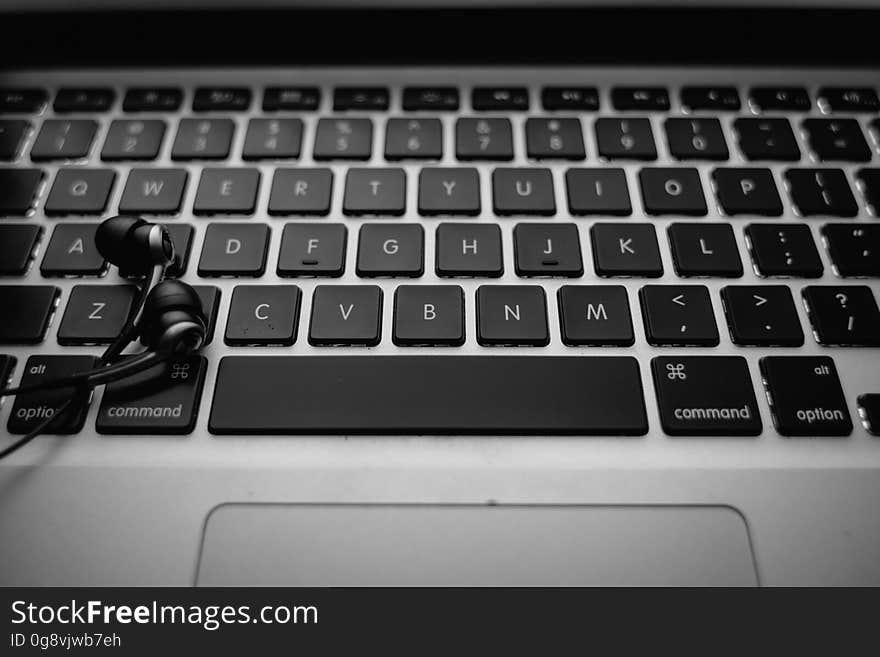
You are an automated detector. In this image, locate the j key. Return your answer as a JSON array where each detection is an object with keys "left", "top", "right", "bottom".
[
  {"left": 611, "top": 87, "right": 669, "bottom": 111},
  {"left": 0, "top": 120, "right": 28, "bottom": 160},
  {"left": 761, "top": 356, "right": 852, "bottom": 436},
  {"left": 384, "top": 118, "right": 442, "bottom": 160},
  {"left": 525, "top": 118, "right": 585, "bottom": 160},
  {"left": 277, "top": 223, "right": 347, "bottom": 277},
  {"left": 44, "top": 168, "right": 115, "bottom": 215},
  {"left": 557, "top": 285, "right": 634, "bottom": 346},
  {"left": 680, "top": 87, "right": 741, "bottom": 112},
  {"left": 263, "top": 87, "right": 321, "bottom": 111},
  {"left": 746, "top": 223, "right": 823, "bottom": 278},
  {"left": 712, "top": 168, "right": 783, "bottom": 216},
  {"left": 721, "top": 285, "right": 804, "bottom": 346},
  {"left": 57, "top": 284, "right": 137, "bottom": 345},
  {"left": 225, "top": 285, "right": 301, "bottom": 346},
  {"left": 118, "top": 168, "right": 188, "bottom": 214},
  {"left": 100, "top": 119, "right": 166, "bottom": 160},
  {"left": 734, "top": 118, "right": 800, "bottom": 161},
  {"left": 120, "top": 224, "right": 193, "bottom": 279},
  {"left": 198, "top": 223, "right": 270, "bottom": 277},
  {"left": 54, "top": 88, "right": 114, "bottom": 113},
  {"left": 472, "top": 87, "right": 529, "bottom": 111},
  {"left": 640, "top": 285, "right": 719, "bottom": 346},
  {"left": 436, "top": 223, "right": 503, "bottom": 277},
  {"left": 803, "top": 119, "right": 871, "bottom": 162},
  {"left": 665, "top": 118, "right": 729, "bottom": 161},
  {"left": 418, "top": 167, "right": 481, "bottom": 216},
  {"left": 0, "top": 286, "right": 59, "bottom": 344},
  {"left": 334, "top": 87, "right": 389, "bottom": 111},
  {"left": 242, "top": 118, "right": 303, "bottom": 160},
  {"left": 652, "top": 356, "right": 762, "bottom": 436},
  {"left": 818, "top": 87, "right": 880, "bottom": 113},
  {"left": 822, "top": 224, "right": 880, "bottom": 277},
  {"left": 0, "top": 168, "right": 42, "bottom": 215},
  {"left": 40, "top": 224, "right": 106, "bottom": 276},
  {"left": 313, "top": 118, "right": 373, "bottom": 160},
  {"left": 565, "top": 168, "right": 632, "bottom": 216},
  {"left": 171, "top": 118, "right": 234, "bottom": 160},
  {"left": 750, "top": 87, "right": 811, "bottom": 112},
  {"left": 123, "top": 87, "right": 183, "bottom": 112},
  {"left": 0, "top": 224, "right": 41, "bottom": 275},
  {"left": 786, "top": 169, "right": 858, "bottom": 217},
  {"left": 492, "top": 168, "right": 555, "bottom": 216},
  {"left": 476, "top": 285, "right": 548, "bottom": 346},
  {"left": 393, "top": 285, "right": 465, "bottom": 346},
  {"left": 192, "top": 286, "right": 221, "bottom": 346},
  {"left": 803, "top": 285, "right": 880, "bottom": 346},
  {"left": 402, "top": 87, "right": 459, "bottom": 111},
  {"left": 859, "top": 394, "right": 880, "bottom": 436},
  {"left": 639, "top": 168, "right": 707, "bottom": 216},
  {"left": 343, "top": 168, "right": 406, "bottom": 215},
  {"left": 591, "top": 223, "right": 663, "bottom": 277},
  {"left": 858, "top": 169, "right": 880, "bottom": 215},
  {"left": 542, "top": 87, "right": 600, "bottom": 111},
  {"left": 193, "top": 168, "right": 260, "bottom": 215},
  {"left": 268, "top": 168, "right": 333, "bottom": 216},
  {"left": 456, "top": 118, "right": 514, "bottom": 161},
  {"left": 7, "top": 355, "right": 98, "bottom": 434},
  {"left": 514, "top": 223, "right": 583, "bottom": 277},
  {"left": 192, "top": 87, "right": 251, "bottom": 112},
  {"left": 668, "top": 223, "right": 742, "bottom": 277},
  {"left": 0, "top": 88, "right": 47, "bottom": 113},
  {"left": 30, "top": 119, "right": 97, "bottom": 161},
  {"left": 96, "top": 355, "right": 207, "bottom": 435},
  {"left": 356, "top": 224, "right": 424, "bottom": 277},
  {"left": 595, "top": 118, "right": 657, "bottom": 160},
  {"left": 309, "top": 285, "right": 383, "bottom": 346}
]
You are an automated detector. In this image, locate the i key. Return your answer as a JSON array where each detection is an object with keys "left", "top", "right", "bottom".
[
  {"left": 514, "top": 223, "right": 583, "bottom": 277},
  {"left": 309, "top": 285, "right": 383, "bottom": 346},
  {"left": 802, "top": 285, "right": 880, "bottom": 346},
  {"left": 721, "top": 285, "right": 804, "bottom": 346},
  {"left": 476, "top": 286, "right": 549, "bottom": 346},
  {"left": 225, "top": 285, "right": 301, "bottom": 346},
  {"left": 557, "top": 285, "right": 634, "bottom": 346},
  {"left": 565, "top": 168, "right": 632, "bottom": 216},
  {"left": 822, "top": 224, "right": 880, "bottom": 277},
  {"left": 591, "top": 223, "right": 663, "bottom": 277},
  {"left": 668, "top": 223, "right": 742, "bottom": 277},
  {"left": 640, "top": 285, "right": 719, "bottom": 346},
  {"left": 57, "top": 285, "right": 137, "bottom": 345},
  {"left": 393, "top": 285, "right": 465, "bottom": 346}
]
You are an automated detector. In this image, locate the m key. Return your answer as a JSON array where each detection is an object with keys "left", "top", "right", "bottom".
[
  {"left": 802, "top": 285, "right": 880, "bottom": 346},
  {"left": 557, "top": 285, "right": 634, "bottom": 346},
  {"left": 640, "top": 285, "right": 719, "bottom": 346}
]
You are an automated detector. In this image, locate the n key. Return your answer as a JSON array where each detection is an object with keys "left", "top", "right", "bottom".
[
  {"left": 477, "top": 286, "right": 548, "bottom": 346},
  {"left": 803, "top": 285, "right": 880, "bottom": 346},
  {"left": 57, "top": 285, "right": 137, "bottom": 345},
  {"left": 591, "top": 223, "right": 663, "bottom": 277},
  {"left": 309, "top": 285, "right": 383, "bottom": 346},
  {"left": 640, "top": 285, "right": 719, "bottom": 346}
]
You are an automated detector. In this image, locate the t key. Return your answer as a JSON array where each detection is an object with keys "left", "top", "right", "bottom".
[
  {"left": 640, "top": 285, "right": 719, "bottom": 346},
  {"left": 802, "top": 285, "right": 880, "bottom": 346}
]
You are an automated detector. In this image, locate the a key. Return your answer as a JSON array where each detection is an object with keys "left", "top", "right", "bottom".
[
  {"left": 823, "top": 224, "right": 880, "bottom": 277},
  {"left": 120, "top": 224, "right": 193, "bottom": 279},
  {"left": 0, "top": 88, "right": 47, "bottom": 113},
  {"left": 803, "top": 119, "right": 871, "bottom": 162},
  {"left": 54, "top": 88, "right": 114, "bottom": 113},
  {"left": 30, "top": 119, "right": 97, "bottom": 161},
  {"left": 100, "top": 119, "right": 166, "bottom": 160},
  {"left": 277, "top": 223, "right": 347, "bottom": 277},
  {"left": 456, "top": 118, "right": 514, "bottom": 161},
  {"left": 225, "top": 285, "right": 301, "bottom": 346},
  {"left": 418, "top": 167, "right": 481, "bottom": 216},
  {"left": 652, "top": 356, "right": 762, "bottom": 436},
  {"left": 565, "top": 168, "right": 632, "bottom": 216},
  {"left": 525, "top": 118, "right": 586, "bottom": 160},
  {"left": 402, "top": 87, "right": 459, "bottom": 111},
  {"left": 492, "top": 168, "right": 555, "bottom": 216},
  {"left": 56, "top": 285, "right": 137, "bottom": 345},
  {"left": 721, "top": 285, "right": 804, "bottom": 346},
  {"left": 734, "top": 118, "right": 801, "bottom": 161},
  {"left": 40, "top": 224, "right": 106, "bottom": 276},
  {"left": 8, "top": 355, "right": 98, "bottom": 434},
  {"left": 384, "top": 118, "right": 442, "bottom": 160},
  {"left": 0, "top": 224, "right": 41, "bottom": 275},
  {"left": 123, "top": 87, "right": 183, "bottom": 112},
  {"left": 193, "top": 168, "right": 260, "bottom": 215},
  {"left": 268, "top": 168, "right": 333, "bottom": 216},
  {"left": 0, "top": 168, "right": 42, "bottom": 215},
  {"left": 680, "top": 87, "right": 741, "bottom": 112},
  {"left": 0, "top": 119, "right": 29, "bottom": 160},
  {"left": 611, "top": 87, "right": 669, "bottom": 111},
  {"left": 393, "top": 285, "right": 465, "bottom": 346},
  {"left": 668, "top": 223, "right": 742, "bottom": 277},
  {"left": 436, "top": 223, "right": 503, "bottom": 277},
  {"left": 665, "top": 118, "right": 729, "bottom": 160},
  {"left": 513, "top": 223, "right": 583, "bottom": 277},
  {"left": 760, "top": 356, "right": 852, "bottom": 436},
  {"left": 595, "top": 118, "right": 657, "bottom": 160},
  {"left": 191, "top": 286, "right": 221, "bottom": 346},
  {"left": 542, "top": 87, "right": 599, "bottom": 111},
  {"left": 263, "top": 87, "right": 321, "bottom": 111},
  {"left": 192, "top": 87, "right": 251, "bottom": 112},
  {"left": 333, "top": 87, "right": 389, "bottom": 111},
  {"left": 96, "top": 356, "right": 207, "bottom": 435},
  {"left": 472, "top": 87, "right": 529, "bottom": 111},
  {"left": 639, "top": 167, "right": 707, "bottom": 216},
  {"left": 242, "top": 118, "right": 303, "bottom": 160},
  {"left": 712, "top": 168, "right": 783, "bottom": 216},
  {"left": 802, "top": 285, "right": 880, "bottom": 346},
  {"left": 786, "top": 169, "right": 858, "bottom": 217},
  {"left": 118, "top": 168, "right": 188, "bottom": 214},
  {"left": 343, "top": 168, "right": 406, "bottom": 215},
  {"left": 749, "top": 87, "right": 811, "bottom": 112},
  {"left": 639, "top": 285, "right": 719, "bottom": 346},
  {"left": 309, "top": 285, "right": 383, "bottom": 346},
  {"left": 0, "top": 286, "right": 59, "bottom": 344},
  {"left": 44, "top": 168, "right": 115, "bottom": 215},
  {"left": 818, "top": 87, "right": 880, "bottom": 113},
  {"left": 745, "top": 224, "right": 823, "bottom": 278},
  {"left": 197, "top": 223, "right": 270, "bottom": 277},
  {"left": 591, "top": 223, "right": 663, "bottom": 277},
  {"left": 476, "top": 285, "right": 549, "bottom": 346},
  {"left": 858, "top": 168, "right": 880, "bottom": 215},
  {"left": 356, "top": 224, "right": 424, "bottom": 277},
  {"left": 171, "top": 118, "right": 234, "bottom": 160},
  {"left": 858, "top": 394, "right": 880, "bottom": 436},
  {"left": 557, "top": 285, "right": 634, "bottom": 346},
  {"left": 313, "top": 118, "right": 373, "bottom": 160}
]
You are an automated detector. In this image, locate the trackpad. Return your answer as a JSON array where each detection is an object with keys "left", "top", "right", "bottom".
[{"left": 197, "top": 504, "right": 757, "bottom": 586}]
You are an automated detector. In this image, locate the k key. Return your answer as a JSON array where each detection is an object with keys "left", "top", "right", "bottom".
[
  {"left": 57, "top": 285, "right": 137, "bottom": 345},
  {"left": 476, "top": 285, "right": 548, "bottom": 346},
  {"left": 802, "top": 285, "right": 880, "bottom": 346},
  {"left": 393, "top": 285, "right": 465, "bottom": 346},
  {"left": 822, "top": 224, "right": 880, "bottom": 277},
  {"left": 557, "top": 285, "right": 634, "bottom": 346},
  {"left": 668, "top": 223, "right": 742, "bottom": 277},
  {"left": 513, "top": 223, "right": 583, "bottom": 277},
  {"left": 639, "top": 285, "right": 719, "bottom": 346},
  {"left": 591, "top": 223, "right": 663, "bottom": 277},
  {"left": 721, "top": 285, "right": 804, "bottom": 346},
  {"left": 309, "top": 285, "right": 383, "bottom": 346}
]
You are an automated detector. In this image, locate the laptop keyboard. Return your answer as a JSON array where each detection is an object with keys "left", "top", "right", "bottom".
[{"left": 0, "top": 70, "right": 879, "bottom": 440}]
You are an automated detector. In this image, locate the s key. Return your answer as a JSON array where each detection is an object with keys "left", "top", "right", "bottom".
[{"left": 802, "top": 285, "right": 880, "bottom": 346}]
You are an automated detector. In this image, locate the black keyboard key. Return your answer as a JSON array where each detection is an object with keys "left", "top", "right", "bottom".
[
  {"left": 192, "top": 87, "right": 251, "bottom": 112},
  {"left": 640, "top": 285, "right": 719, "bottom": 346},
  {"left": 57, "top": 284, "right": 137, "bottom": 345},
  {"left": 334, "top": 87, "right": 388, "bottom": 111},
  {"left": 123, "top": 87, "right": 182, "bottom": 112},
  {"left": 192, "top": 286, "right": 221, "bottom": 346},
  {"left": 313, "top": 118, "right": 373, "bottom": 160},
  {"left": 750, "top": 87, "right": 811, "bottom": 112},
  {"left": 40, "top": 224, "right": 106, "bottom": 276},
  {"left": 100, "top": 119, "right": 166, "bottom": 161},
  {"left": 197, "top": 223, "right": 270, "bottom": 277},
  {"left": 525, "top": 118, "right": 585, "bottom": 160},
  {"left": 268, "top": 168, "right": 333, "bottom": 216},
  {"left": 30, "top": 119, "right": 97, "bottom": 161},
  {"left": 242, "top": 118, "right": 303, "bottom": 160},
  {"left": 557, "top": 285, "right": 634, "bottom": 346},
  {"left": 119, "top": 168, "right": 188, "bottom": 214},
  {"left": 786, "top": 169, "right": 858, "bottom": 217},
  {"left": 514, "top": 223, "right": 583, "bottom": 277},
  {"left": 44, "top": 168, "right": 115, "bottom": 215},
  {"left": 193, "top": 168, "right": 260, "bottom": 215},
  {"left": 403, "top": 87, "right": 459, "bottom": 111},
  {"left": 418, "top": 167, "right": 481, "bottom": 216},
  {"left": 0, "top": 168, "right": 42, "bottom": 215},
  {"left": 591, "top": 223, "right": 663, "bottom": 277},
  {"left": 721, "top": 285, "right": 804, "bottom": 346},
  {"left": 859, "top": 394, "right": 880, "bottom": 436},
  {"left": 393, "top": 285, "right": 465, "bottom": 346},
  {"left": 225, "top": 285, "right": 301, "bottom": 346},
  {"left": 803, "top": 285, "right": 880, "bottom": 346},
  {"left": 0, "top": 285, "right": 59, "bottom": 344},
  {"left": 96, "top": 356, "right": 206, "bottom": 435},
  {"left": 542, "top": 87, "right": 599, "bottom": 111},
  {"left": 263, "top": 87, "right": 320, "bottom": 111},
  {"left": 564, "top": 168, "right": 632, "bottom": 216},
  {"left": 171, "top": 118, "right": 234, "bottom": 160},
  {"left": 0, "top": 224, "right": 41, "bottom": 275},
  {"left": 665, "top": 118, "right": 729, "bottom": 161},
  {"left": 595, "top": 118, "right": 656, "bottom": 160},
  {"left": 120, "top": 223, "right": 193, "bottom": 279},
  {"left": 492, "top": 168, "right": 555, "bottom": 216},
  {"left": 472, "top": 87, "right": 529, "bottom": 111},
  {"left": 309, "top": 285, "right": 383, "bottom": 346},
  {"left": 712, "top": 168, "right": 783, "bottom": 216},
  {"left": 356, "top": 224, "right": 424, "bottom": 277},
  {"left": 734, "top": 118, "right": 801, "bottom": 161},
  {"left": 0, "top": 119, "right": 29, "bottom": 160},
  {"left": 639, "top": 167, "right": 707, "bottom": 216},
  {"left": 456, "top": 118, "right": 514, "bottom": 161},
  {"left": 803, "top": 118, "right": 871, "bottom": 162},
  {"left": 343, "top": 168, "right": 406, "bottom": 216},
  {"left": 746, "top": 223, "right": 823, "bottom": 278},
  {"left": 384, "top": 118, "right": 442, "bottom": 160},
  {"left": 277, "top": 223, "right": 347, "bottom": 277},
  {"left": 54, "top": 88, "right": 114, "bottom": 113},
  {"left": 680, "top": 87, "right": 741, "bottom": 112},
  {"left": 8, "top": 355, "right": 98, "bottom": 434},
  {"left": 476, "top": 285, "right": 548, "bottom": 346},
  {"left": 823, "top": 224, "right": 880, "bottom": 277},
  {"left": 612, "top": 87, "right": 669, "bottom": 111},
  {"left": 668, "top": 223, "right": 742, "bottom": 277},
  {"left": 818, "top": 87, "right": 880, "bottom": 113},
  {"left": 0, "top": 88, "right": 47, "bottom": 113},
  {"left": 436, "top": 223, "right": 503, "bottom": 277},
  {"left": 858, "top": 168, "right": 880, "bottom": 215},
  {"left": 652, "top": 356, "right": 762, "bottom": 436}
]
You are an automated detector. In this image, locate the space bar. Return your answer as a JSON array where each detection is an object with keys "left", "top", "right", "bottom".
[{"left": 208, "top": 356, "right": 648, "bottom": 436}]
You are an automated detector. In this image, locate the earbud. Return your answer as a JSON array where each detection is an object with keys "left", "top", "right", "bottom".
[
  {"left": 95, "top": 215, "right": 175, "bottom": 272},
  {"left": 138, "top": 280, "right": 206, "bottom": 356}
]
